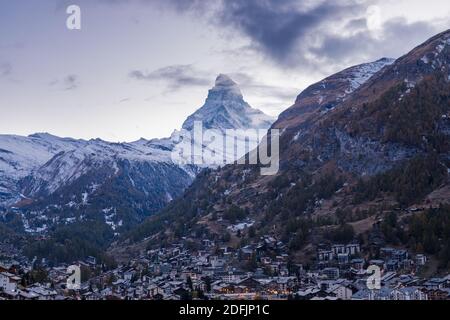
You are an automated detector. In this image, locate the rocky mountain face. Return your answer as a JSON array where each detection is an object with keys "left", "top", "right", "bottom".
[
  {"left": 0, "top": 133, "right": 197, "bottom": 226},
  {"left": 121, "top": 30, "right": 450, "bottom": 265},
  {"left": 275, "top": 58, "right": 394, "bottom": 130},
  {"left": 182, "top": 74, "right": 274, "bottom": 132},
  {"left": 0, "top": 75, "right": 274, "bottom": 237},
  {"left": 277, "top": 29, "right": 450, "bottom": 176},
  {"left": 0, "top": 133, "right": 82, "bottom": 206}
]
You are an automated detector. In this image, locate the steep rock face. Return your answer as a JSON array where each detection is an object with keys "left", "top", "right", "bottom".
[
  {"left": 182, "top": 74, "right": 274, "bottom": 132},
  {"left": 274, "top": 58, "right": 394, "bottom": 130},
  {"left": 342, "top": 30, "right": 450, "bottom": 108},
  {"left": 276, "top": 30, "right": 450, "bottom": 176}
]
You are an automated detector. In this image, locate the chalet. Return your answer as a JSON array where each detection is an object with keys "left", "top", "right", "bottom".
[
  {"left": 147, "top": 284, "right": 164, "bottom": 297},
  {"left": 369, "top": 259, "right": 385, "bottom": 269},
  {"left": 317, "top": 250, "right": 333, "bottom": 262},
  {"left": 322, "top": 268, "right": 340, "bottom": 280},
  {"left": 386, "top": 259, "right": 399, "bottom": 272},
  {"left": 123, "top": 270, "right": 136, "bottom": 281},
  {"left": 423, "top": 288, "right": 450, "bottom": 300},
  {"left": 330, "top": 285, "right": 353, "bottom": 300},
  {"left": 240, "top": 246, "right": 256, "bottom": 260},
  {"left": 0, "top": 264, "right": 10, "bottom": 273},
  {"left": 395, "top": 274, "right": 419, "bottom": 287},
  {"left": 424, "top": 278, "right": 447, "bottom": 290},
  {"left": 238, "top": 277, "right": 262, "bottom": 292},
  {"left": 337, "top": 253, "right": 350, "bottom": 265},
  {"left": 445, "top": 275, "right": 450, "bottom": 287},
  {"left": 415, "top": 254, "right": 427, "bottom": 266},
  {"left": 351, "top": 259, "right": 365, "bottom": 271},
  {"left": 275, "top": 277, "right": 297, "bottom": 293},
  {"left": 18, "top": 290, "right": 40, "bottom": 300},
  {"left": 209, "top": 256, "right": 226, "bottom": 268},
  {"left": 393, "top": 249, "right": 408, "bottom": 262},
  {"left": 27, "top": 284, "right": 58, "bottom": 300},
  {"left": 332, "top": 244, "right": 346, "bottom": 255},
  {"left": 390, "top": 287, "right": 427, "bottom": 300},
  {"left": 381, "top": 272, "right": 397, "bottom": 286},
  {"left": 380, "top": 248, "right": 408, "bottom": 262},
  {"left": 373, "top": 287, "right": 395, "bottom": 300},
  {"left": 86, "top": 256, "right": 97, "bottom": 266},
  {"left": 345, "top": 243, "right": 361, "bottom": 255},
  {"left": 202, "top": 239, "right": 213, "bottom": 248},
  {"left": 310, "top": 295, "right": 338, "bottom": 300},
  {"left": 295, "top": 287, "right": 321, "bottom": 300},
  {"left": 218, "top": 270, "right": 246, "bottom": 283}
]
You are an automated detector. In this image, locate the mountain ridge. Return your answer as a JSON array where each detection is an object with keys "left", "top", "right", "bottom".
[
  {"left": 0, "top": 75, "right": 274, "bottom": 238},
  {"left": 182, "top": 74, "right": 275, "bottom": 132},
  {"left": 116, "top": 30, "right": 450, "bottom": 269}
]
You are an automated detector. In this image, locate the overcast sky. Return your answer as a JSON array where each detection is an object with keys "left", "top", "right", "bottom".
[{"left": 0, "top": 0, "right": 449, "bottom": 142}]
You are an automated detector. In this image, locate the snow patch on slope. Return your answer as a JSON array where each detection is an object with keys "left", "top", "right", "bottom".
[{"left": 345, "top": 58, "right": 395, "bottom": 95}]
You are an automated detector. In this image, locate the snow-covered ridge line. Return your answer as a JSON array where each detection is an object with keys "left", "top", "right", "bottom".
[
  {"left": 0, "top": 74, "right": 275, "bottom": 207},
  {"left": 345, "top": 58, "right": 395, "bottom": 94}
]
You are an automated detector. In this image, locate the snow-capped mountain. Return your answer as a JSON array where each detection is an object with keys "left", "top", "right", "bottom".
[
  {"left": 0, "top": 74, "right": 274, "bottom": 234},
  {"left": 182, "top": 74, "right": 274, "bottom": 132},
  {"left": 0, "top": 133, "right": 85, "bottom": 206},
  {"left": 121, "top": 30, "right": 450, "bottom": 266},
  {"left": 275, "top": 58, "right": 394, "bottom": 129},
  {"left": 0, "top": 134, "right": 176, "bottom": 204}
]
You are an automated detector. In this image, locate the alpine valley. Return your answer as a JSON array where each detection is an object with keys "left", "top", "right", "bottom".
[
  {"left": 114, "top": 29, "right": 450, "bottom": 274},
  {"left": 0, "top": 75, "right": 274, "bottom": 263},
  {"left": 2, "top": 29, "right": 450, "bottom": 278}
]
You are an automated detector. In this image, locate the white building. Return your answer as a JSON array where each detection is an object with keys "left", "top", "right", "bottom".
[
  {"left": 0, "top": 272, "right": 20, "bottom": 293},
  {"left": 333, "top": 285, "right": 353, "bottom": 300}
]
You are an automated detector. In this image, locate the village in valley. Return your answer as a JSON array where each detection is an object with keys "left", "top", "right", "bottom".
[{"left": 1, "top": 233, "right": 449, "bottom": 301}]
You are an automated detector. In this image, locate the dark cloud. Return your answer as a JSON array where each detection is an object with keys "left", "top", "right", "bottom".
[
  {"left": 157, "top": 0, "right": 210, "bottom": 13},
  {"left": 63, "top": 74, "right": 79, "bottom": 90},
  {"left": 59, "top": 0, "right": 447, "bottom": 71},
  {"left": 161, "top": 0, "right": 374, "bottom": 66},
  {"left": 129, "top": 64, "right": 211, "bottom": 90},
  {"left": 229, "top": 72, "right": 298, "bottom": 103},
  {"left": 119, "top": 97, "right": 131, "bottom": 103},
  {"left": 160, "top": 0, "right": 446, "bottom": 71},
  {"left": 345, "top": 17, "right": 369, "bottom": 31},
  {"left": 216, "top": 0, "right": 370, "bottom": 66},
  {"left": 50, "top": 74, "right": 80, "bottom": 90},
  {"left": 69, "top": 0, "right": 446, "bottom": 70},
  {"left": 314, "top": 18, "right": 440, "bottom": 65},
  {"left": 56, "top": 0, "right": 450, "bottom": 74}
]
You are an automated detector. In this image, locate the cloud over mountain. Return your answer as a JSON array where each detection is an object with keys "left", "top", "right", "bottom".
[
  {"left": 160, "top": 0, "right": 448, "bottom": 71},
  {"left": 129, "top": 64, "right": 211, "bottom": 90}
]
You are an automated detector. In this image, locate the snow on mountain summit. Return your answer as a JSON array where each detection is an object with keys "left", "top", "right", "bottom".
[
  {"left": 211, "top": 74, "right": 243, "bottom": 98},
  {"left": 182, "top": 74, "right": 275, "bottom": 132},
  {"left": 215, "top": 73, "right": 239, "bottom": 88}
]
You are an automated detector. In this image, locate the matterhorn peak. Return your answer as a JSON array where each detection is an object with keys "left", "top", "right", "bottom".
[
  {"left": 215, "top": 74, "right": 237, "bottom": 87},
  {"left": 181, "top": 74, "right": 274, "bottom": 132},
  {"left": 208, "top": 74, "right": 243, "bottom": 100}
]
